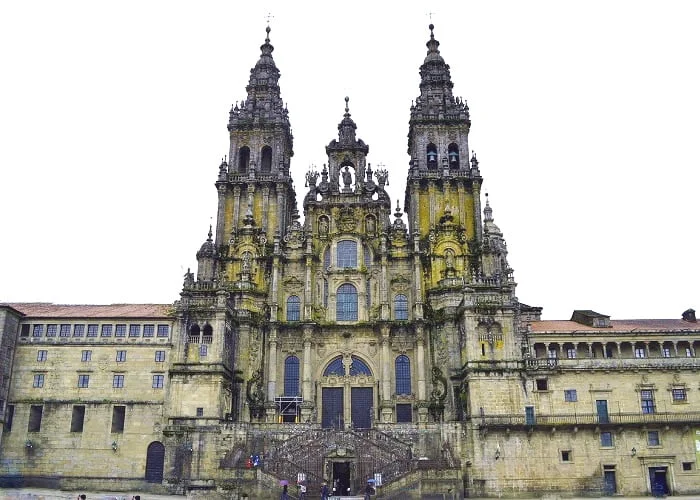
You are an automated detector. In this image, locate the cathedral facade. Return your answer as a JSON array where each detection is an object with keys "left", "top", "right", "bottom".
[{"left": 1, "top": 25, "right": 699, "bottom": 499}]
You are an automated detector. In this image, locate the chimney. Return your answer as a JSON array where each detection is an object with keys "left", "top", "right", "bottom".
[{"left": 682, "top": 309, "right": 696, "bottom": 323}]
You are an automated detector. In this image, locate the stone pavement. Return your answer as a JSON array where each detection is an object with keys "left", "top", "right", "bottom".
[
  {"left": 3, "top": 490, "right": 700, "bottom": 500},
  {"left": 0, "top": 489, "right": 182, "bottom": 500}
]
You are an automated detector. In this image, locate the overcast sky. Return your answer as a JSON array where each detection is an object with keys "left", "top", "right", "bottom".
[{"left": 1, "top": 1, "right": 698, "bottom": 320}]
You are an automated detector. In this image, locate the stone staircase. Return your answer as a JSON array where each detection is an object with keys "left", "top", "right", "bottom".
[{"left": 263, "top": 428, "right": 413, "bottom": 497}]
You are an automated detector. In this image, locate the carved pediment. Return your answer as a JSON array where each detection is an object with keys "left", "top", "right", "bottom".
[
  {"left": 391, "top": 275, "right": 411, "bottom": 292},
  {"left": 283, "top": 275, "right": 304, "bottom": 292}
]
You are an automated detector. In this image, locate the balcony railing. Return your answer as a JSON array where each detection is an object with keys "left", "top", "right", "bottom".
[
  {"left": 526, "top": 356, "right": 700, "bottom": 371},
  {"left": 475, "top": 410, "right": 700, "bottom": 427}
]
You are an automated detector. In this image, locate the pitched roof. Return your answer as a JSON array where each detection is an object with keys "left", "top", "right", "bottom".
[
  {"left": 530, "top": 318, "right": 700, "bottom": 334},
  {"left": 2, "top": 303, "right": 174, "bottom": 319}
]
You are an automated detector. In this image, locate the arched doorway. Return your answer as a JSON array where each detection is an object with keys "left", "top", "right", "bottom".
[
  {"left": 321, "top": 355, "right": 374, "bottom": 429},
  {"left": 145, "top": 441, "right": 165, "bottom": 483}
]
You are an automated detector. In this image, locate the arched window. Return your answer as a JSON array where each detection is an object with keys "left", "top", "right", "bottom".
[
  {"left": 427, "top": 143, "right": 438, "bottom": 169},
  {"left": 448, "top": 143, "right": 460, "bottom": 168},
  {"left": 395, "top": 355, "right": 411, "bottom": 395},
  {"left": 202, "top": 324, "right": 213, "bottom": 342},
  {"left": 324, "top": 356, "right": 345, "bottom": 376},
  {"left": 337, "top": 240, "right": 357, "bottom": 268},
  {"left": 284, "top": 356, "right": 300, "bottom": 396},
  {"left": 287, "top": 295, "right": 300, "bottom": 321},
  {"left": 238, "top": 146, "right": 250, "bottom": 173},
  {"left": 349, "top": 355, "right": 372, "bottom": 376},
  {"left": 189, "top": 324, "right": 200, "bottom": 343},
  {"left": 336, "top": 283, "right": 358, "bottom": 321},
  {"left": 394, "top": 294, "right": 409, "bottom": 320},
  {"left": 261, "top": 146, "right": 272, "bottom": 172},
  {"left": 323, "top": 279, "right": 329, "bottom": 307}
]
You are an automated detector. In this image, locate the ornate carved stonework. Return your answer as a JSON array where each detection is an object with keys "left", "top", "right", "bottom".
[
  {"left": 283, "top": 275, "right": 304, "bottom": 292},
  {"left": 336, "top": 206, "right": 357, "bottom": 232}
]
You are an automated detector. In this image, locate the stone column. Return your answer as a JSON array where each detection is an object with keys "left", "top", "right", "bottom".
[
  {"left": 276, "top": 183, "right": 286, "bottom": 235},
  {"left": 300, "top": 328, "right": 314, "bottom": 423},
  {"left": 267, "top": 326, "right": 278, "bottom": 402},
  {"left": 233, "top": 186, "right": 241, "bottom": 230},
  {"left": 380, "top": 235, "right": 389, "bottom": 320},
  {"left": 215, "top": 184, "right": 227, "bottom": 245},
  {"left": 261, "top": 185, "right": 270, "bottom": 232},
  {"left": 416, "top": 326, "right": 426, "bottom": 400},
  {"left": 304, "top": 245, "right": 313, "bottom": 320},
  {"left": 473, "top": 181, "right": 483, "bottom": 242},
  {"left": 413, "top": 234, "right": 424, "bottom": 319}
]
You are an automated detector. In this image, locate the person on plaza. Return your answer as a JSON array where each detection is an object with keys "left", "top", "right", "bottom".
[
  {"left": 280, "top": 484, "right": 289, "bottom": 500},
  {"left": 320, "top": 481, "right": 330, "bottom": 500},
  {"left": 299, "top": 481, "right": 307, "bottom": 499}
]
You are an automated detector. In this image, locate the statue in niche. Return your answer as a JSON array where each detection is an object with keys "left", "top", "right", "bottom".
[
  {"left": 445, "top": 249, "right": 456, "bottom": 270},
  {"left": 319, "top": 217, "right": 329, "bottom": 237},
  {"left": 366, "top": 216, "right": 375, "bottom": 235},
  {"left": 242, "top": 252, "right": 252, "bottom": 273},
  {"left": 342, "top": 166, "right": 352, "bottom": 188}
]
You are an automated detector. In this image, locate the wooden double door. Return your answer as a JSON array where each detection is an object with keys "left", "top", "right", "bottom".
[{"left": 322, "top": 387, "right": 373, "bottom": 429}]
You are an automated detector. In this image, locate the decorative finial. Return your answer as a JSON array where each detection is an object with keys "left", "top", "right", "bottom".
[
  {"left": 207, "top": 224, "right": 213, "bottom": 241},
  {"left": 429, "top": 23, "right": 435, "bottom": 38},
  {"left": 394, "top": 199, "right": 402, "bottom": 219},
  {"left": 344, "top": 96, "right": 350, "bottom": 114}
]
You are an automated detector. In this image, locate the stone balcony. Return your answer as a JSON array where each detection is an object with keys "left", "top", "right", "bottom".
[
  {"left": 474, "top": 410, "right": 700, "bottom": 430},
  {"left": 526, "top": 356, "right": 700, "bottom": 371}
]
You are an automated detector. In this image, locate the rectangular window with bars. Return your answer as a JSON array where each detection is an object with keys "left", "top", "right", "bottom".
[
  {"left": 143, "top": 324, "right": 155, "bottom": 337},
  {"left": 672, "top": 388, "right": 687, "bottom": 401},
  {"left": 641, "top": 390, "right": 655, "bottom": 414},
  {"left": 157, "top": 325, "right": 169, "bottom": 337},
  {"left": 564, "top": 389, "right": 577, "bottom": 402},
  {"left": 336, "top": 240, "right": 357, "bottom": 268},
  {"left": 152, "top": 374, "right": 164, "bottom": 388},
  {"left": 81, "top": 350, "right": 92, "bottom": 362},
  {"left": 87, "top": 324, "right": 98, "bottom": 337},
  {"left": 396, "top": 403, "right": 412, "bottom": 423},
  {"left": 101, "top": 325, "right": 112, "bottom": 337},
  {"left": 73, "top": 324, "right": 85, "bottom": 337},
  {"left": 33, "top": 374, "right": 44, "bottom": 388},
  {"left": 78, "top": 374, "right": 90, "bottom": 388},
  {"left": 37, "top": 350, "right": 47, "bottom": 362},
  {"left": 116, "top": 350, "right": 126, "bottom": 362},
  {"left": 600, "top": 431, "right": 614, "bottom": 447},
  {"left": 59, "top": 324, "right": 71, "bottom": 337},
  {"left": 32, "top": 324, "right": 44, "bottom": 337},
  {"left": 115, "top": 324, "right": 126, "bottom": 337},
  {"left": 46, "top": 324, "right": 57, "bottom": 337},
  {"left": 648, "top": 430, "right": 660, "bottom": 446},
  {"left": 155, "top": 350, "right": 166, "bottom": 362},
  {"left": 129, "top": 324, "right": 140, "bottom": 337},
  {"left": 113, "top": 374, "right": 124, "bottom": 388}
]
